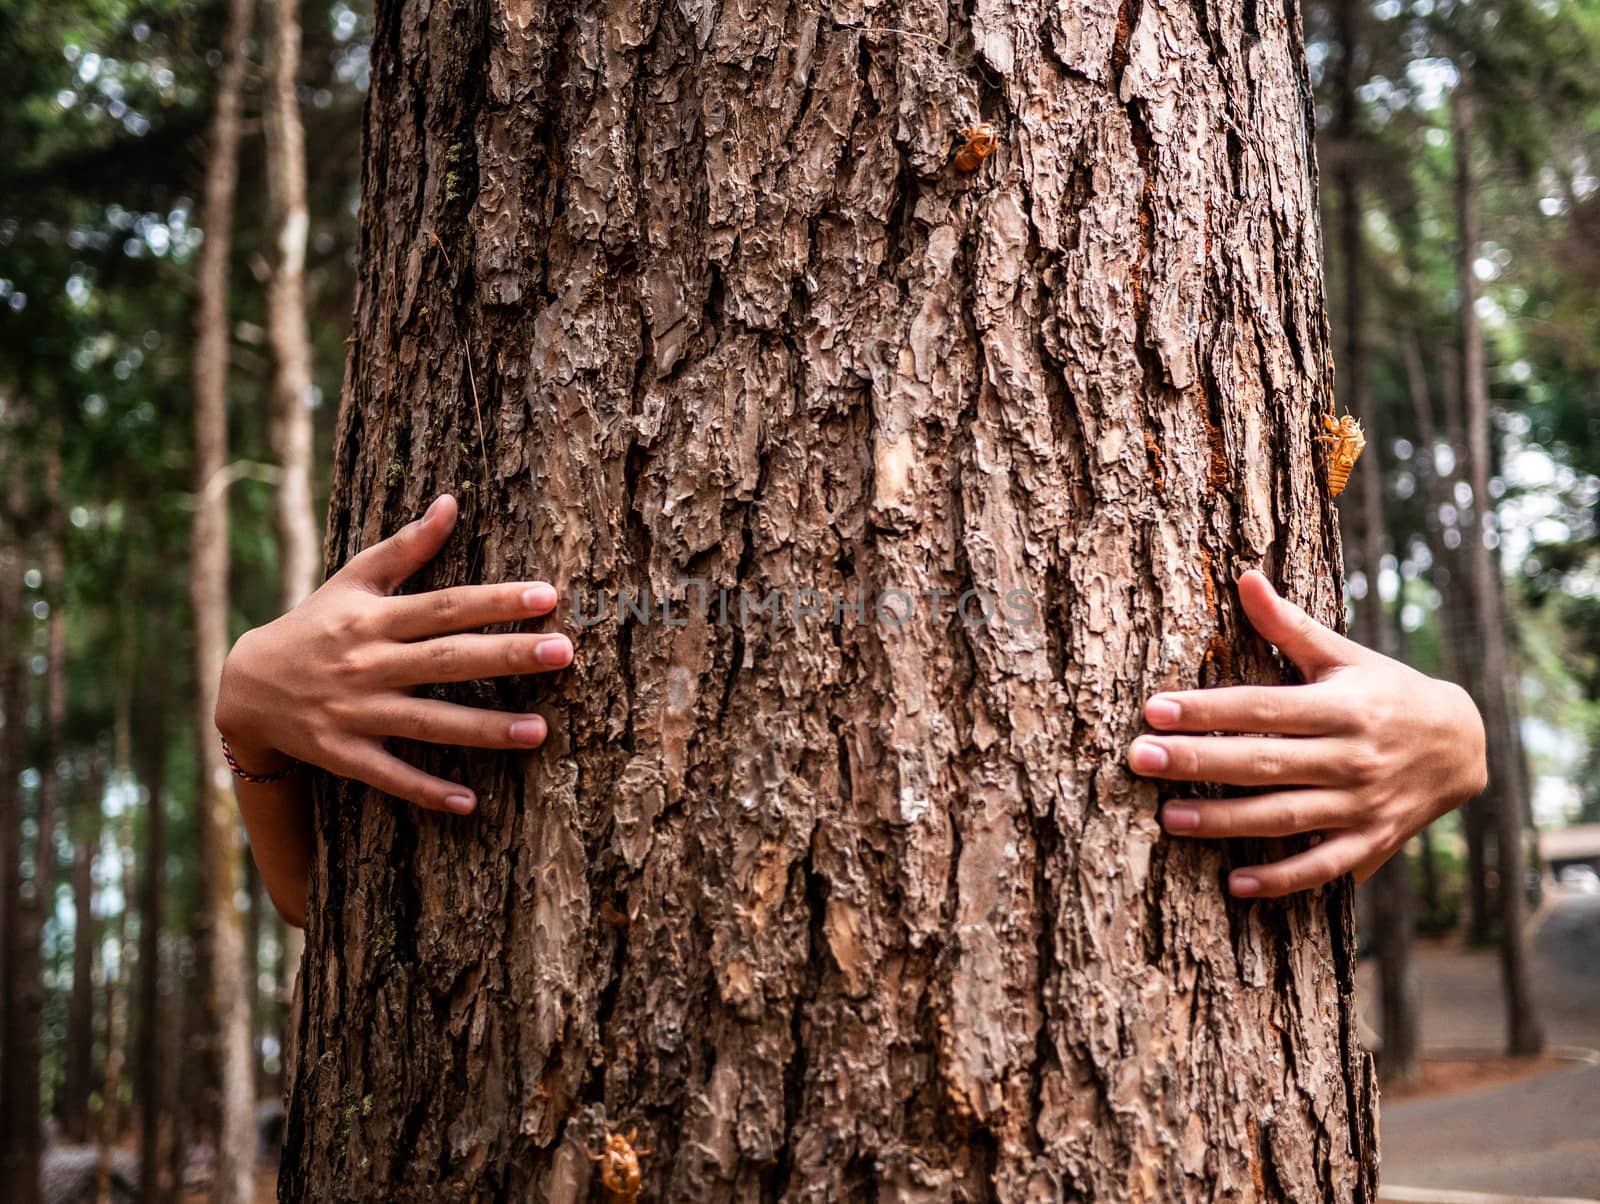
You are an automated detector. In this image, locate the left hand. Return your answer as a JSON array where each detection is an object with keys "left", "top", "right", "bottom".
[{"left": 1127, "top": 569, "right": 1487, "bottom": 898}]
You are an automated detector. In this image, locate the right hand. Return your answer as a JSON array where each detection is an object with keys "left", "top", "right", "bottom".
[{"left": 215, "top": 494, "right": 573, "bottom": 815}]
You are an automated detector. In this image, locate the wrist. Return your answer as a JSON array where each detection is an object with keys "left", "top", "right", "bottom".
[
  {"left": 220, "top": 733, "right": 295, "bottom": 779},
  {"left": 216, "top": 632, "right": 292, "bottom": 777}
]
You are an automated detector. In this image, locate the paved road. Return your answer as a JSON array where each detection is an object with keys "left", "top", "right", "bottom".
[
  {"left": 1375, "top": 890, "right": 1600, "bottom": 1200},
  {"left": 1533, "top": 892, "right": 1600, "bottom": 1051},
  {"left": 1381, "top": 1061, "right": 1600, "bottom": 1199}
]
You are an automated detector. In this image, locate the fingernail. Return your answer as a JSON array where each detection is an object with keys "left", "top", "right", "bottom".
[
  {"left": 1146, "top": 696, "right": 1181, "bottom": 727},
  {"left": 1230, "top": 874, "right": 1261, "bottom": 897},
  {"left": 535, "top": 635, "right": 572, "bottom": 666},
  {"left": 1129, "top": 738, "right": 1168, "bottom": 773},
  {"left": 510, "top": 717, "right": 546, "bottom": 744},
  {"left": 444, "top": 793, "right": 476, "bottom": 814},
  {"left": 523, "top": 583, "right": 557, "bottom": 611},
  {"left": 424, "top": 496, "right": 447, "bottom": 522},
  {"left": 1162, "top": 805, "right": 1200, "bottom": 832}
]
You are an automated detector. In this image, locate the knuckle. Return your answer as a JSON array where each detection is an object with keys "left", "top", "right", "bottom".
[
  {"left": 335, "top": 647, "right": 373, "bottom": 681},
  {"left": 404, "top": 707, "right": 435, "bottom": 740},
  {"left": 303, "top": 730, "right": 338, "bottom": 766},
  {"left": 508, "top": 638, "right": 533, "bottom": 673},
  {"left": 1251, "top": 690, "right": 1283, "bottom": 729},
  {"left": 1325, "top": 689, "right": 1366, "bottom": 734},
  {"left": 322, "top": 697, "right": 362, "bottom": 730},
  {"left": 1344, "top": 744, "right": 1385, "bottom": 785},
  {"left": 432, "top": 590, "right": 460, "bottom": 626},
  {"left": 1309, "top": 850, "right": 1339, "bottom": 885},
  {"left": 1282, "top": 797, "right": 1309, "bottom": 834},
  {"left": 1251, "top": 746, "right": 1284, "bottom": 781},
  {"left": 430, "top": 641, "right": 462, "bottom": 678}
]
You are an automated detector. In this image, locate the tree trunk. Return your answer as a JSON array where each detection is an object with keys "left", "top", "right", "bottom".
[
  {"left": 264, "top": 0, "right": 318, "bottom": 1004},
  {"left": 135, "top": 619, "right": 173, "bottom": 1204},
  {"left": 3, "top": 420, "right": 66, "bottom": 1204},
  {"left": 190, "top": 0, "right": 261, "bottom": 1197},
  {"left": 1398, "top": 332, "right": 1446, "bottom": 930},
  {"left": 62, "top": 827, "right": 100, "bottom": 1143},
  {"left": 284, "top": 2, "right": 1377, "bottom": 1199},
  {"left": 0, "top": 418, "right": 29, "bottom": 1183},
  {"left": 99, "top": 840, "right": 131, "bottom": 1162},
  {"left": 264, "top": 0, "right": 320, "bottom": 617},
  {"left": 1451, "top": 84, "right": 1542, "bottom": 1057},
  {"left": 1433, "top": 338, "right": 1492, "bottom": 943}
]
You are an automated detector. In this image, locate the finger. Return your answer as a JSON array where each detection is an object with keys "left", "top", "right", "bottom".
[
  {"left": 1237, "top": 570, "right": 1370, "bottom": 678},
  {"left": 1144, "top": 683, "right": 1349, "bottom": 736},
  {"left": 1128, "top": 733, "right": 1337, "bottom": 788},
  {"left": 338, "top": 741, "right": 478, "bottom": 815},
  {"left": 382, "top": 581, "right": 560, "bottom": 641},
  {"left": 362, "top": 699, "right": 550, "bottom": 750},
  {"left": 1160, "top": 789, "right": 1354, "bottom": 839},
  {"left": 340, "top": 494, "right": 458, "bottom": 594},
  {"left": 1351, "top": 845, "right": 1394, "bottom": 886},
  {"left": 380, "top": 631, "right": 574, "bottom": 685},
  {"left": 1228, "top": 830, "right": 1372, "bottom": 898}
]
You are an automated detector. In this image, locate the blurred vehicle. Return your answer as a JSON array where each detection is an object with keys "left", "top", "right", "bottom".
[{"left": 1556, "top": 864, "right": 1600, "bottom": 894}]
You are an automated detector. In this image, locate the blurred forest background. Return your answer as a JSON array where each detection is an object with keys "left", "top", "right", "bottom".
[{"left": 1, "top": 0, "right": 1598, "bottom": 1200}]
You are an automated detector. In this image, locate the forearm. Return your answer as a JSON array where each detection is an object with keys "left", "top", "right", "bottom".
[{"left": 224, "top": 735, "right": 314, "bottom": 928}]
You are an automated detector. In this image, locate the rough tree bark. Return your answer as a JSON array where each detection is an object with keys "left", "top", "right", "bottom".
[
  {"left": 1450, "top": 84, "right": 1542, "bottom": 1057},
  {"left": 285, "top": 2, "right": 1377, "bottom": 1199},
  {"left": 189, "top": 0, "right": 260, "bottom": 1197}
]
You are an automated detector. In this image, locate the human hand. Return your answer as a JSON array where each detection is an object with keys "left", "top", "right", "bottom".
[
  {"left": 1127, "top": 569, "right": 1487, "bottom": 898},
  {"left": 215, "top": 494, "right": 573, "bottom": 815}
]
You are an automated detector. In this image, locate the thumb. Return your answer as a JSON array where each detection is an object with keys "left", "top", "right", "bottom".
[
  {"left": 1237, "top": 569, "right": 1367, "bottom": 678},
  {"left": 341, "top": 494, "right": 458, "bottom": 593}
]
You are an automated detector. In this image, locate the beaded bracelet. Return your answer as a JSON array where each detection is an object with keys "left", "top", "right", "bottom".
[{"left": 219, "top": 734, "right": 299, "bottom": 784}]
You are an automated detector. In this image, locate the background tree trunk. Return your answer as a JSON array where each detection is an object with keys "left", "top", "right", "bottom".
[
  {"left": 1436, "top": 338, "right": 1493, "bottom": 944},
  {"left": 1399, "top": 330, "right": 1449, "bottom": 934},
  {"left": 1450, "top": 84, "right": 1542, "bottom": 1058},
  {"left": 0, "top": 419, "right": 30, "bottom": 1192},
  {"left": 263, "top": 0, "right": 319, "bottom": 617},
  {"left": 285, "top": 1, "right": 1377, "bottom": 1199},
  {"left": 136, "top": 617, "right": 173, "bottom": 1204},
  {"left": 263, "top": 0, "right": 319, "bottom": 1012},
  {"left": 2, "top": 420, "right": 66, "bottom": 1204},
  {"left": 189, "top": 0, "right": 260, "bottom": 1197},
  {"left": 62, "top": 823, "right": 100, "bottom": 1143}
]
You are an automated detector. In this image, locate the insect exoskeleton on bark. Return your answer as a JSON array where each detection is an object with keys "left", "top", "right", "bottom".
[
  {"left": 1317, "top": 412, "right": 1366, "bottom": 498},
  {"left": 589, "top": 1127, "right": 651, "bottom": 1202},
  {"left": 953, "top": 122, "right": 999, "bottom": 172}
]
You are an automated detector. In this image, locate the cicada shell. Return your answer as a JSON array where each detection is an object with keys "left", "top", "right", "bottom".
[
  {"left": 590, "top": 1128, "right": 651, "bottom": 1203},
  {"left": 953, "top": 123, "right": 999, "bottom": 172},
  {"left": 1317, "top": 412, "right": 1366, "bottom": 499}
]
